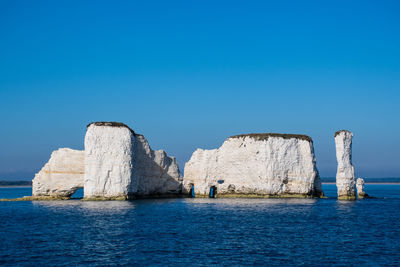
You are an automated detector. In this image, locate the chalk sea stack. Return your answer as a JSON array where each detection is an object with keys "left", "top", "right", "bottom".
[
  {"left": 335, "top": 130, "right": 356, "bottom": 200},
  {"left": 184, "top": 133, "right": 323, "bottom": 198},
  {"left": 84, "top": 122, "right": 183, "bottom": 200},
  {"left": 32, "top": 148, "right": 84, "bottom": 197},
  {"left": 356, "top": 178, "right": 369, "bottom": 199},
  {"left": 84, "top": 122, "right": 136, "bottom": 199}
]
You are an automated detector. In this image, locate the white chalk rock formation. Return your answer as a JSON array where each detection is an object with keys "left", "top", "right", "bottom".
[
  {"left": 184, "top": 133, "right": 322, "bottom": 198},
  {"left": 335, "top": 130, "right": 356, "bottom": 200},
  {"left": 84, "top": 122, "right": 182, "bottom": 199},
  {"left": 356, "top": 178, "right": 366, "bottom": 199},
  {"left": 84, "top": 122, "right": 135, "bottom": 198},
  {"left": 133, "top": 135, "right": 183, "bottom": 196},
  {"left": 32, "top": 148, "right": 84, "bottom": 197}
]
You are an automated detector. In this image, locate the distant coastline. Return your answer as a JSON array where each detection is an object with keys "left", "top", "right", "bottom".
[
  {"left": 321, "top": 177, "right": 400, "bottom": 184},
  {"left": 0, "top": 181, "right": 32, "bottom": 187}
]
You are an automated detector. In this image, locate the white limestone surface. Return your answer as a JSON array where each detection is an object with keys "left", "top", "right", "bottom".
[
  {"left": 335, "top": 130, "right": 356, "bottom": 199},
  {"left": 356, "top": 178, "right": 366, "bottom": 199},
  {"left": 32, "top": 148, "right": 84, "bottom": 197},
  {"left": 184, "top": 133, "right": 322, "bottom": 198},
  {"left": 84, "top": 122, "right": 183, "bottom": 199},
  {"left": 84, "top": 122, "right": 135, "bottom": 199}
]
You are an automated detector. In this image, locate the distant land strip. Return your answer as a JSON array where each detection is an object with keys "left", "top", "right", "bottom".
[
  {"left": 0, "top": 181, "right": 32, "bottom": 186},
  {"left": 321, "top": 177, "right": 400, "bottom": 184}
]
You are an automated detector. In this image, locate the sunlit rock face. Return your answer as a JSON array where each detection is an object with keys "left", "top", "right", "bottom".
[
  {"left": 356, "top": 178, "right": 366, "bottom": 199},
  {"left": 335, "top": 130, "right": 356, "bottom": 200},
  {"left": 32, "top": 148, "right": 84, "bottom": 197},
  {"left": 184, "top": 133, "right": 323, "bottom": 198},
  {"left": 84, "top": 123, "right": 135, "bottom": 199},
  {"left": 84, "top": 122, "right": 183, "bottom": 199}
]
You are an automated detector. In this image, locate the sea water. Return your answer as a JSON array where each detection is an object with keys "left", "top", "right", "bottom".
[{"left": 0, "top": 184, "right": 399, "bottom": 266}]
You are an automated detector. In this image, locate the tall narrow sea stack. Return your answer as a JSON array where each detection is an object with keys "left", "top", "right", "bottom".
[
  {"left": 335, "top": 130, "right": 356, "bottom": 200},
  {"left": 184, "top": 133, "right": 323, "bottom": 198}
]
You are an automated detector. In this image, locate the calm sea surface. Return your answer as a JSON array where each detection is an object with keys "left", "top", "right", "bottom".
[{"left": 1, "top": 184, "right": 399, "bottom": 266}]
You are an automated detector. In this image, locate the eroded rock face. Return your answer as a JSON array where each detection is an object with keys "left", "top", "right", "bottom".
[
  {"left": 84, "top": 122, "right": 183, "bottom": 199},
  {"left": 32, "top": 148, "right": 84, "bottom": 197},
  {"left": 184, "top": 133, "right": 323, "bottom": 198},
  {"left": 335, "top": 130, "right": 356, "bottom": 200},
  {"left": 356, "top": 178, "right": 366, "bottom": 199},
  {"left": 133, "top": 135, "right": 183, "bottom": 196},
  {"left": 84, "top": 123, "right": 135, "bottom": 198}
]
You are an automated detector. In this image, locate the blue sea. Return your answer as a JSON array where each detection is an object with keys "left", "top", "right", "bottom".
[{"left": 1, "top": 184, "right": 399, "bottom": 266}]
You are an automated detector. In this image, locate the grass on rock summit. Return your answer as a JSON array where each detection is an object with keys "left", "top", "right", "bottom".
[
  {"left": 86, "top": 122, "right": 136, "bottom": 135},
  {"left": 229, "top": 133, "right": 313, "bottom": 142}
]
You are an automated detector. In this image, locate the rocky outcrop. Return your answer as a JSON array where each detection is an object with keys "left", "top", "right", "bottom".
[
  {"left": 84, "top": 122, "right": 183, "bottom": 199},
  {"left": 133, "top": 135, "right": 183, "bottom": 196},
  {"left": 184, "top": 133, "right": 323, "bottom": 198},
  {"left": 335, "top": 130, "right": 356, "bottom": 200},
  {"left": 356, "top": 178, "right": 368, "bottom": 199},
  {"left": 84, "top": 122, "right": 135, "bottom": 199},
  {"left": 32, "top": 148, "right": 84, "bottom": 197}
]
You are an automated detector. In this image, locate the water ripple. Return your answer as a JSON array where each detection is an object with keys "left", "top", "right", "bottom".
[{"left": 0, "top": 185, "right": 400, "bottom": 266}]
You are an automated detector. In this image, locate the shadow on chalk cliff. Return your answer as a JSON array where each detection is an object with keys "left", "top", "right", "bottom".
[{"left": 130, "top": 135, "right": 185, "bottom": 198}]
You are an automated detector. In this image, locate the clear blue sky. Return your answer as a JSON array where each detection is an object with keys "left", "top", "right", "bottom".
[{"left": 1, "top": 0, "right": 399, "bottom": 180}]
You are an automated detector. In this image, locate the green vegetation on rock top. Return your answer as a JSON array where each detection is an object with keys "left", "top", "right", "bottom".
[
  {"left": 334, "top": 130, "right": 352, "bottom": 137},
  {"left": 229, "top": 133, "right": 313, "bottom": 142},
  {"left": 86, "top": 122, "right": 136, "bottom": 134}
]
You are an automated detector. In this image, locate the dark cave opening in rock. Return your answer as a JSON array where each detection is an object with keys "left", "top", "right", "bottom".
[
  {"left": 70, "top": 187, "right": 84, "bottom": 199},
  {"left": 209, "top": 186, "right": 217, "bottom": 198},
  {"left": 189, "top": 184, "right": 195, "bottom": 198}
]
